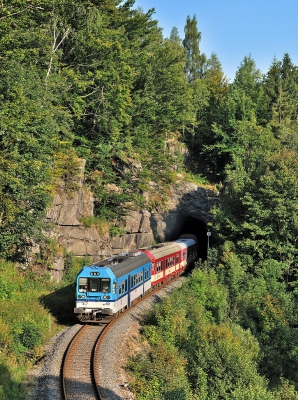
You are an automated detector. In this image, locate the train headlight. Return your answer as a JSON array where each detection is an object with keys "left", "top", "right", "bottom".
[
  {"left": 78, "top": 295, "right": 86, "bottom": 299},
  {"left": 103, "top": 295, "right": 110, "bottom": 299}
]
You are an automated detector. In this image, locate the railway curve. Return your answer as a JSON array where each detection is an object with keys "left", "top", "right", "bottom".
[{"left": 27, "top": 277, "right": 186, "bottom": 400}]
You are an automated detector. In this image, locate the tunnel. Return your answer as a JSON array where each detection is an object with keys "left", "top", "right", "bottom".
[
  {"left": 176, "top": 217, "right": 209, "bottom": 260},
  {"left": 153, "top": 214, "right": 211, "bottom": 261}
]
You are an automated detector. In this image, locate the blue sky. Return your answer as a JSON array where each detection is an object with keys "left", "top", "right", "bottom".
[{"left": 133, "top": 0, "right": 298, "bottom": 81}]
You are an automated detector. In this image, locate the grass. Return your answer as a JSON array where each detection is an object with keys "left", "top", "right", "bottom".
[{"left": 0, "top": 257, "right": 87, "bottom": 399}]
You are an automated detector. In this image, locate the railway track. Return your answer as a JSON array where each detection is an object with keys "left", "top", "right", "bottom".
[
  {"left": 61, "top": 292, "right": 151, "bottom": 400},
  {"left": 61, "top": 288, "right": 164, "bottom": 399},
  {"left": 61, "top": 276, "right": 187, "bottom": 400},
  {"left": 62, "top": 324, "right": 106, "bottom": 400}
]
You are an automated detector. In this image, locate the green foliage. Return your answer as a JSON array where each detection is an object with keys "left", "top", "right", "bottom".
[
  {"left": 0, "top": 64, "right": 73, "bottom": 260},
  {"left": 129, "top": 269, "right": 275, "bottom": 399},
  {"left": 17, "top": 321, "right": 42, "bottom": 351},
  {"left": 109, "top": 225, "right": 126, "bottom": 237},
  {"left": 0, "top": 260, "right": 69, "bottom": 398},
  {"left": 183, "top": 171, "right": 211, "bottom": 186},
  {"left": 183, "top": 14, "right": 206, "bottom": 82},
  {"left": 63, "top": 252, "right": 92, "bottom": 284},
  {"left": 0, "top": 253, "right": 94, "bottom": 398},
  {"left": 213, "top": 141, "right": 298, "bottom": 386}
]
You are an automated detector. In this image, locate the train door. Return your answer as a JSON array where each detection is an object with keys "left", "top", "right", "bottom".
[
  {"left": 127, "top": 274, "right": 131, "bottom": 308},
  {"left": 175, "top": 253, "right": 180, "bottom": 276}
]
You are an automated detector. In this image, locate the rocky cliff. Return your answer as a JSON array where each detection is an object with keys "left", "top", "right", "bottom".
[{"left": 44, "top": 160, "right": 220, "bottom": 280}]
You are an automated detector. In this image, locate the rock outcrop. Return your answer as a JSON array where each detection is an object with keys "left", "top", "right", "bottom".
[{"left": 44, "top": 160, "right": 220, "bottom": 281}]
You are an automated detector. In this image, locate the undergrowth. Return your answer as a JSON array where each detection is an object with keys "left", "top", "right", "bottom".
[{"left": 0, "top": 256, "right": 88, "bottom": 400}]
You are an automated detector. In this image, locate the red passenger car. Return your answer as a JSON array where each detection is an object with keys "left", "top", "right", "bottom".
[{"left": 140, "top": 235, "right": 197, "bottom": 287}]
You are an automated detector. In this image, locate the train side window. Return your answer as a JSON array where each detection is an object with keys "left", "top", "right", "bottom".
[
  {"left": 145, "top": 268, "right": 148, "bottom": 280},
  {"left": 152, "top": 262, "right": 155, "bottom": 273},
  {"left": 176, "top": 254, "right": 179, "bottom": 264},
  {"left": 119, "top": 281, "right": 126, "bottom": 295},
  {"left": 183, "top": 251, "right": 187, "bottom": 261},
  {"left": 78, "top": 278, "right": 87, "bottom": 292}
]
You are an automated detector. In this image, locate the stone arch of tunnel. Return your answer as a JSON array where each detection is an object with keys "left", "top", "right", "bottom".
[{"left": 167, "top": 216, "right": 210, "bottom": 261}]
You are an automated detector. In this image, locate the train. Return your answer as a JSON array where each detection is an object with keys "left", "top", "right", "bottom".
[{"left": 74, "top": 234, "right": 198, "bottom": 322}]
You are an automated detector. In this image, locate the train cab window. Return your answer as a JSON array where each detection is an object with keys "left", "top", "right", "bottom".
[
  {"left": 100, "top": 278, "right": 110, "bottom": 293},
  {"left": 78, "top": 278, "right": 87, "bottom": 292},
  {"left": 89, "top": 278, "right": 111, "bottom": 293},
  {"left": 90, "top": 278, "right": 98, "bottom": 292}
]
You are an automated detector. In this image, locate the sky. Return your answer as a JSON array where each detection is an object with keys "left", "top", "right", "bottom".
[{"left": 133, "top": 0, "right": 298, "bottom": 81}]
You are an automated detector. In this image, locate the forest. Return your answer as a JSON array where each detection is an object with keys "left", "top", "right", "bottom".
[{"left": 0, "top": 0, "right": 298, "bottom": 399}]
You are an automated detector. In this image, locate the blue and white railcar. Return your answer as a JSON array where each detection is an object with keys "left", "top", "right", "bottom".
[{"left": 74, "top": 252, "right": 151, "bottom": 322}]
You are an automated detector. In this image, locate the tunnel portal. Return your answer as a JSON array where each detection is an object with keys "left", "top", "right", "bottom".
[{"left": 166, "top": 216, "right": 210, "bottom": 261}]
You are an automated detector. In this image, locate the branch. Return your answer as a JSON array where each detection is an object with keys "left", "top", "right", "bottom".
[
  {"left": 45, "top": 21, "right": 71, "bottom": 84},
  {"left": 0, "top": 5, "right": 44, "bottom": 20}
]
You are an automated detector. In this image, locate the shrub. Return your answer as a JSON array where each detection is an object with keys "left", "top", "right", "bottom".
[{"left": 18, "top": 321, "right": 41, "bottom": 351}]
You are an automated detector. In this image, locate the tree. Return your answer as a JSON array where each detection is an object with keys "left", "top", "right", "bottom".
[
  {"left": 169, "top": 26, "right": 182, "bottom": 45},
  {"left": 182, "top": 15, "right": 206, "bottom": 82},
  {"left": 0, "top": 0, "right": 74, "bottom": 259},
  {"left": 263, "top": 53, "right": 298, "bottom": 126}
]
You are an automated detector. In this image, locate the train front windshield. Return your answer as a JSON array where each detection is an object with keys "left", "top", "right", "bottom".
[{"left": 78, "top": 277, "right": 111, "bottom": 293}]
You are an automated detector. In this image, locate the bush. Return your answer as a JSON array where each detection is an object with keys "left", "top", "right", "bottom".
[
  {"left": 18, "top": 321, "right": 41, "bottom": 351},
  {"left": 128, "top": 270, "right": 276, "bottom": 399}
]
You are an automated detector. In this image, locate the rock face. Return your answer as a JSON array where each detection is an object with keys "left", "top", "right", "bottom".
[
  {"left": 151, "top": 181, "right": 219, "bottom": 242},
  {"left": 45, "top": 160, "right": 220, "bottom": 280}
]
